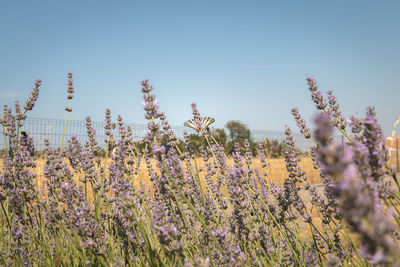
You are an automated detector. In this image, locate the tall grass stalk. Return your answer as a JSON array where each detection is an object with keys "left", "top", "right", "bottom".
[{"left": 59, "top": 100, "right": 70, "bottom": 155}]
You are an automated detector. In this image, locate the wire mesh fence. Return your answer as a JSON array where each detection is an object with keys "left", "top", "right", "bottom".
[{"left": 0, "top": 117, "right": 314, "bottom": 151}]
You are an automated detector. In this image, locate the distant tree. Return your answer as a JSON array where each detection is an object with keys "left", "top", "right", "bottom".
[
  {"left": 225, "top": 121, "right": 253, "bottom": 155},
  {"left": 225, "top": 120, "right": 248, "bottom": 141},
  {"left": 211, "top": 128, "right": 227, "bottom": 147}
]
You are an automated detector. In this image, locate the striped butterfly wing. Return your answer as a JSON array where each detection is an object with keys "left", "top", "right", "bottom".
[
  {"left": 184, "top": 119, "right": 197, "bottom": 129},
  {"left": 202, "top": 117, "right": 215, "bottom": 128},
  {"left": 184, "top": 117, "right": 215, "bottom": 130}
]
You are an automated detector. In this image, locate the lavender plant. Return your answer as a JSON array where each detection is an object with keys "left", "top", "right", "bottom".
[{"left": 0, "top": 74, "right": 399, "bottom": 266}]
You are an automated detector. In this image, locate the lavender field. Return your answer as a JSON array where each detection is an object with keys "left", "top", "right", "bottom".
[{"left": 0, "top": 74, "right": 399, "bottom": 266}]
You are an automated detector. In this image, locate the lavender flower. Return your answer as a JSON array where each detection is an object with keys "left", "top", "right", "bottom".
[
  {"left": 313, "top": 112, "right": 334, "bottom": 146},
  {"left": 141, "top": 80, "right": 161, "bottom": 120},
  {"left": 212, "top": 228, "right": 247, "bottom": 266},
  {"left": 104, "top": 109, "right": 117, "bottom": 154},
  {"left": 67, "top": 72, "right": 74, "bottom": 100},
  {"left": 186, "top": 103, "right": 212, "bottom": 136},
  {"left": 306, "top": 75, "right": 327, "bottom": 110},
  {"left": 315, "top": 110, "right": 399, "bottom": 264},
  {"left": 256, "top": 143, "right": 268, "bottom": 169},
  {"left": 304, "top": 246, "right": 318, "bottom": 267},
  {"left": 291, "top": 107, "right": 311, "bottom": 139},
  {"left": 2, "top": 105, "right": 17, "bottom": 141},
  {"left": 326, "top": 90, "right": 346, "bottom": 130},
  {"left": 85, "top": 116, "right": 101, "bottom": 157},
  {"left": 24, "top": 79, "right": 41, "bottom": 112},
  {"left": 227, "top": 167, "right": 251, "bottom": 240},
  {"left": 284, "top": 126, "right": 308, "bottom": 183},
  {"left": 349, "top": 116, "right": 363, "bottom": 134},
  {"left": 335, "top": 177, "right": 399, "bottom": 264},
  {"left": 361, "top": 107, "right": 389, "bottom": 182},
  {"left": 0, "top": 128, "right": 39, "bottom": 265},
  {"left": 20, "top": 131, "right": 35, "bottom": 157},
  {"left": 152, "top": 203, "right": 184, "bottom": 257},
  {"left": 313, "top": 112, "right": 347, "bottom": 221},
  {"left": 14, "top": 101, "right": 26, "bottom": 122},
  {"left": 243, "top": 139, "right": 253, "bottom": 166},
  {"left": 65, "top": 72, "right": 74, "bottom": 112}
]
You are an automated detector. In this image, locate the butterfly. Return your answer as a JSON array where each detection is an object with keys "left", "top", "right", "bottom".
[{"left": 184, "top": 117, "right": 215, "bottom": 131}]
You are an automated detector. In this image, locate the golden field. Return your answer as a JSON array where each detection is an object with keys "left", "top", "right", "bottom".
[
  {"left": 0, "top": 155, "right": 320, "bottom": 191},
  {"left": 1, "top": 153, "right": 399, "bottom": 194}
]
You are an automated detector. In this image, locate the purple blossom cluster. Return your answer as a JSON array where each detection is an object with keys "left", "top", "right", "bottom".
[
  {"left": 291, "top": 108, "right": 311, "bottom": 139},
  {"left": 0, "top": 75, "right": 399, "bottom": 266},
  {"left": 65, "top": 72, "right": 74, "bottom": 112}
]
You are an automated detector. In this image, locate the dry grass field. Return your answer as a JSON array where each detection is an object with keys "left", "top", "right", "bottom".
[
  {"left": 0, "top": 155, "right": 322, "bottom": 192},
  {"left": 2, "top": 152, "right": 398, "bottom": 197}
]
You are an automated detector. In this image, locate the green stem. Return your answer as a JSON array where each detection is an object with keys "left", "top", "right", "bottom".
[
  {"left": 387, "top": 199, "right": 400, "bottom": 227},
  {"left": 1, "top": 201, "right": 11, "bottom": 231},
  {"left": 16, "top": 121, "right": 21, "bottom": 145},
  {"left": 309, "top": 224, "right": 324, "bottom": 265},
  {"left": 337, "top": 128, "right": 352, "bottom": 143},
  {"left": 391, "top": 172, "right": 400, "bottom": 194},
  {"left": 60, "top": 103, "right": 70, "bottom": 155}
]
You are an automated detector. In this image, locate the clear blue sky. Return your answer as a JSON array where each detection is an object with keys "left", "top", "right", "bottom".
[{"left": 1, "top": 0, "right": 399, "bottom": 135}]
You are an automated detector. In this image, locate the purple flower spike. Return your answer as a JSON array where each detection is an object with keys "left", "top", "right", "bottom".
[
  {"left": 24, "top": 79, "right": 41, "bottom": 111},
  {"left": 65, "top": 72, "right": 74, "bottom": 112},
  {"left": 66, "top": 72, "right": 74, "bottom": 100},
  {"left": 306, "top": 75, "right": 327, "bottom": 110},
  {"left": 313, "top": 112, "right": 333, "bottom": 146},
  {"left": 291, "top": 107, "right": 311, "bottom": 139},
  {"left": 189, "top": 102, "right": 209, "bottom": 135}
]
